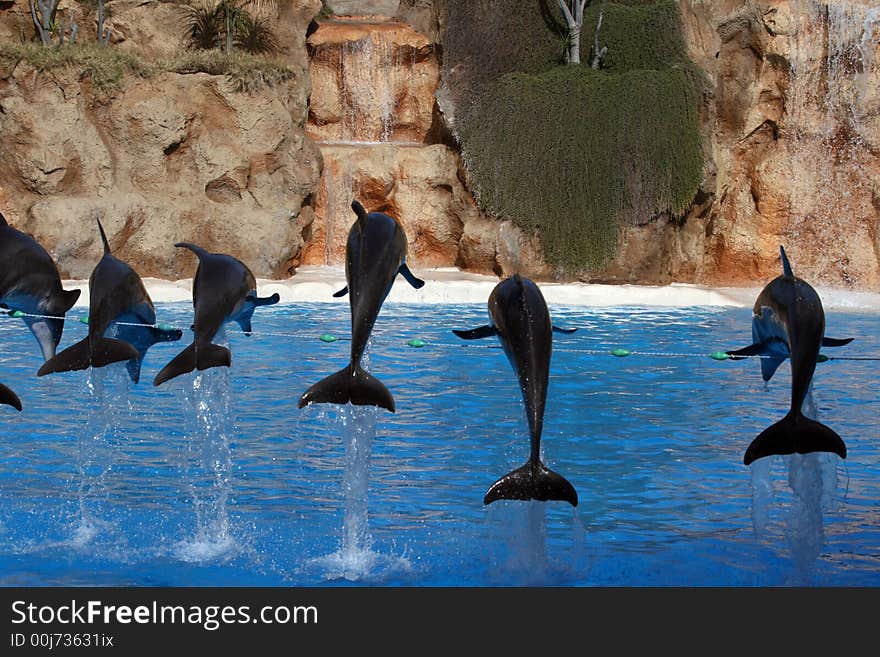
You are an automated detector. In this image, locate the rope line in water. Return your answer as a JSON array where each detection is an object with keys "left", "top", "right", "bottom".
[{"left": 4, "top": 310, "right": 878, "bottom": 362}]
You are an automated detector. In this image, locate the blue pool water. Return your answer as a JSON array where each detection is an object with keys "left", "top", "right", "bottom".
[{"left": 0, "top": 301, "right": 877, "bottom": 586}]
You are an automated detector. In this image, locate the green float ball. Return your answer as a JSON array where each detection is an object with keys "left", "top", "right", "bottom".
[
  {"left": 319, "top": 334, "right": 338, "bottom": 343},
  {"left": 11, "top": 310, "right": 24, "bottom": 318},
  {"left": 79, "top": 316, "right": 89, "bottom": 325},
  {"left": 709, "top": 351, "right": 730, "bottom": 361},
  {"left": 158, "top": 323, "right": 175, "bottom": 331},
  {"left": 817, "top": 354, "right": 829, "bottom": 363},
  {"left": 611, "top": 348, "right": 630, "bottom": 357},
  {"left": 407, "top": 339, "right": 425, "bottom": 348}
]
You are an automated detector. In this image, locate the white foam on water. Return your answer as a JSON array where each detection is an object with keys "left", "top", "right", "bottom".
[
  {"left": 305, "top": 546, "right": 413, "bottom": 583},
  {"left": 61, "top": 267, "right": 880, "bottom": 310},
  {"left": 173, "top": 535, "right": 239, "bottom": 563}
]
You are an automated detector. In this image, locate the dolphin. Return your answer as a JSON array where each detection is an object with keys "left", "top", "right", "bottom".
[
  {"left": 0, "top": 382, "right": 22, "bottom": 411},
  {"left": 37, "top": 220, "right": 182, "bottom": 382},
  {"left": 298, "top": 200, "right": 425, "bottom": 412},
  {"left": 726, "top": 246, "right": 850, "bottom": 465},
  {"left": 153, "top": 242, "right": 279, "bottom": 386},
  {"left": 0, "top": 212, "right": 81, "bottom": 361},
  {"left": 453, "top": 274, "right": 578, "bottom": 506}
]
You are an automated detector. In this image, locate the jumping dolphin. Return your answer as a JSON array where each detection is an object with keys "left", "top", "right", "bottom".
[
  {"left": 726, "top": 246, "right": 851, "bottom": 465},
  {"left": 0, "top": 212, "right": 81, "bottom": 361},
  {"left": 153, "top": 242, "right": 279, "bottom": 386},
  {"left": 0, "top": 383, "right": 21, "bottom": 411},
  {"left": 37, "top": 220, "right": 182, "bottom": 382},
  {"left": 298, "top": 200, "right": 425, "bottom": 412},
  {"left": 453, "top": 274, "right": 578, "bottom": 506}
]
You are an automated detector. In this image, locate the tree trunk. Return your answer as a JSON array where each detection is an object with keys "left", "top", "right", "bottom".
[
  {"left": 225, "top": 10, "right": 233, "bottom": 54},
  {"left": 569, "top": 26, "right": 581, "bottom": 65}
]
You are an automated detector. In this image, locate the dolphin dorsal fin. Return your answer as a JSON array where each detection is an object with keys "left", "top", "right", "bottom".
[
  {"left": 351, "top": 200, "right": 368, "bottom": 229},
  {"left": 780, "top": 246, "right": 793, "bottom": 277},
  {"left": 96, "top": 219, "right": 111, "bottom": 254},
  {"left": 175, "top": 242, "right": 210, "bottom": 259}
]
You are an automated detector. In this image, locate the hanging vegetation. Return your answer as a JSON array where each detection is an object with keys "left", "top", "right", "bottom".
[{"left": 445, "top": 0, "right": 704, "bottom": 273}]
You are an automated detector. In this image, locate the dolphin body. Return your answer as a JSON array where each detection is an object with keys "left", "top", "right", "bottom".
[
  {"left": 298, "top": 200, "right": 425, "bottom": 412},
  {"left": 37, "top": 221, "right": 182, "bottom": 382},
  {"left": 0, "top": 212, "right": 81, "bottom": 362},
  {"left": 726, "top": 246, "right": 851, "bottom": 465},
  {"left": 153, "top": 243, "right": 279, "bottom": 386},
  {"left": 453, "top": 274, "right": 578, "bottom": 506}
]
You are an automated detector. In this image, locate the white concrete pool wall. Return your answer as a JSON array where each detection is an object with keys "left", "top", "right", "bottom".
[{"left": 62, "top": 265, "right": 880, "bottom": 311}]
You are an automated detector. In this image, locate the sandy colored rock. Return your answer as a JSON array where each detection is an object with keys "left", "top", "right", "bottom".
[
  {"left": 0, "top": 65, "right": 321, "bottom": 279},
  {"left": 306, "top": 19, "right": 438, "bottom": 143}
]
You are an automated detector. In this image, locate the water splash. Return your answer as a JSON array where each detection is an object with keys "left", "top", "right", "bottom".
[
  {"left": 306, "top": 403, "right": 411, "bottom": 581},
  {"left": 174, "top": 330, "right": 237, "bottom": 562},
  {"left": 749, "top": 385, "right": 843, "bottom": 583},
  {"left": 69, "top": 364, "right": 130, "bottom": 547}
]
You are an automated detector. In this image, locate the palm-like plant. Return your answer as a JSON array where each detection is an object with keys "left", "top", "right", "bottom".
[
  {"left": 183, "top": 0, "right": 280, "bottom": 55},
  {"left": 235, "top": 11, "right": 279, "bottom": 54}
]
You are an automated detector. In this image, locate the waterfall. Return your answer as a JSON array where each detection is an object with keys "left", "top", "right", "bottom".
[
  {"left": 304, "top": 15, "right": 439, "bottom": 266},
  {"left": 786, "top": 1, "right": 880, "bottom": 282}
]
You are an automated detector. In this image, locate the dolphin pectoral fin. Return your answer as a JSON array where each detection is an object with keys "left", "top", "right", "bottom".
[
  {"left": 744, "top": 412, "right": 847, "bottom": 465},
  {"left": 255, "top": 293, "right": 280, "bottom": 307},
  {"left": 298, "top": 365, "right": 395, "bottom": 412},
  {"left": 125, "top": 358, "right": 142, "bottom": 384},
  {"left": 0, "top": 383, "right": 22, "bottom": 411},
  {"left": 236, "top": 317, "right": 253, "bottom": 335},
  {"left": 332, "top": 286, "right": 349, "bottom": 298},
  {"left": 726, "top": 343, "right": 766, "bottom": 359},
  {"left": 484, "top": 460, "right": 578, "bottom": 507},
  {"left": 453, "top": 325, "right": 497, "bottom": 340},
  {"left": 760, "top": 356, "right": 785, "bottom": 382},
  {"left": 57, "top": 289, "right": 81, "bottom": 313},
  {"left": 552, "top": 326, "right": 578, "bottom": 334},
  {"left": 37, "top": 338, "right": 91, "bottom": 376},
  {"left": 24, "top": 317, "right": 65, "bottom": 362},
  {"left": 150, "top": 325, "right": 184, "bottom": 344},
  {"left": 398, "top": 263, "right": 425, "bottom": 290},
  {"left": 822, "top": 336, "right": 854, "bottom": 347}
]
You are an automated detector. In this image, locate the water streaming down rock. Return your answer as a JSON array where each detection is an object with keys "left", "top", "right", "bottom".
[
  {"left": 305, "top": 14, "right": 448, "bottom": 266},
  {"left": 785, "top": 0, "right": 880, "bottom": 284}
]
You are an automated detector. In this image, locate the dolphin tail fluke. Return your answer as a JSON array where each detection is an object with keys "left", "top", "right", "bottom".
[
  {"left": 822, "top": 336, "right": 853, "bottom": 347},
  {"left": 298, "top": 365, "right": 395, "bottom": 412},
  {"left": 484, "top": 460, "right": 578, "bottom": 507},
  {"left": 744, "top": 411, "right": 847, "bottom": 465},
  {"left": 153, "top": 342, "right": 231, "bottom": 386},
  {"left": 37, "top": 337, "right": 138, "bottom": 376},
  {"left": 0, "top": 383, "right": 22, "bottom": 411},
  {"left": 91, "top": 337, "right": 139, "bottom": 368},
  {"left": 37, "top": 338, "right": 91, "bottom": 376}
]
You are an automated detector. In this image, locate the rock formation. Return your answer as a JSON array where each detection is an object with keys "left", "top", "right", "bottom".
[{"left": 0, "top": 0, "right": 877, "bottom": 289}]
